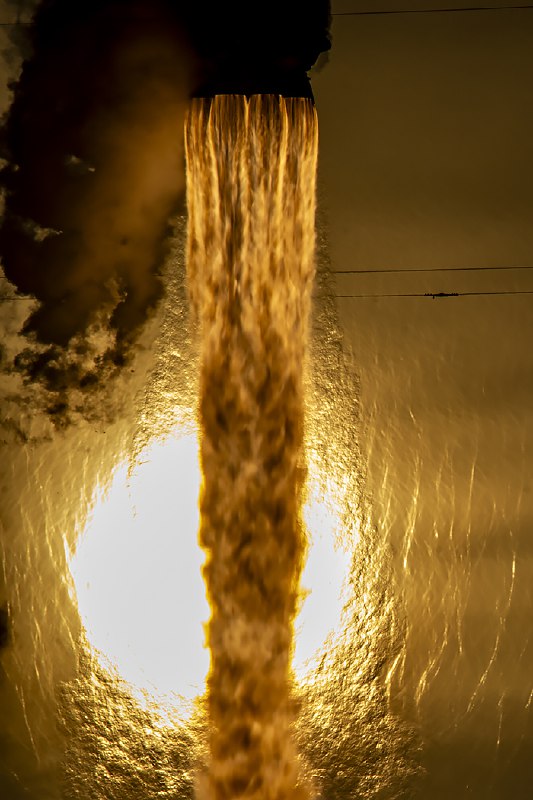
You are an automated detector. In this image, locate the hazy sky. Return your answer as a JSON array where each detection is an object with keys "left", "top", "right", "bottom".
[
  {"left": 314, "top": 6, "right": 533, "bottom": 795},
  {"left": 316, "top": 2, "right": 533, "bottom": 274}
]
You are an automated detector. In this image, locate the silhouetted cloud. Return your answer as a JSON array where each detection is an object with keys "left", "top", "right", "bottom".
[
  {"left": 0, "top": 0, "right": 330, "bottom": 424},
  {"left": 0, "top": 1, "right": 196, "bottom": 414}
]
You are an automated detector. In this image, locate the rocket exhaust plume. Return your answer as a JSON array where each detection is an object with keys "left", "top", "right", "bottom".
[{"left": 185, "top": 94, "right": 318, "bottom": 800}]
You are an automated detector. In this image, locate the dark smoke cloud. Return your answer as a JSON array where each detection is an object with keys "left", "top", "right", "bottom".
[
  {"left": 0, "top": 0, "right": 330, "bottom": 427},
  {"left": 0, "top": 0, "right": 197, "bottom": 419}
]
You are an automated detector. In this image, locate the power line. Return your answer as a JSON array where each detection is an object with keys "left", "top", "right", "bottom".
[
  {"left": 333, "top": 289, "right": 533, "bottom": 298},
  {"left": 1, "top": 4, "right": 531, "bottom": 26},
  {"left": 333, "top": 5, "right": 533, "bottom": 16},
  {"left": 334, "top": 265, "right": 533, "bottom": 275},
  {"left": 2, "top": 290, "right": 532, "bottom": 304},
  {"left": 3, "top": 266, "right": 532, "bottom": 279}
]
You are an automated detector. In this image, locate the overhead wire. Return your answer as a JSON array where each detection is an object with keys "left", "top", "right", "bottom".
[
  {"left": 1, "top": 5, "right": 531, "bottom": 24},
  {"left": 0, "top": 4, "right": 531, "bottom": 25},
  {"left": 0, "top": 268, "right": 516, "bottom": 279},
  {"left": 334, "top": 265, "right": 533, "bottom": 275},
  {"left": 332, "top": 5, "right": 533, "bottom": 16},
  {"left": 3, "top": 274, "right": 533, "bottom": 300},
  {"left": 330, "top": 265, "right": 533, "bottom": 297},
  {"left": 332, "top": 289, "right": 533, "bottom": 298}
]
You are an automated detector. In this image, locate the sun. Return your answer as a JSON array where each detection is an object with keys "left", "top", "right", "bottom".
[{"left": 68, "top": 426, "right": 352, "bottom": 715}]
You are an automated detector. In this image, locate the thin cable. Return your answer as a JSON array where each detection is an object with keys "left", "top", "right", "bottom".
[
  {"left": 3, "top": 291, "right": 531, "bottom": 303},
  {"left": 333, "top": 289, "right": 533, "bottom": 298},
  {"left": 1, "top": 4, "right": 531, "bottom": 25},
  {"left": 333, "top": 5, "right": 533, "bottom": 16},
  {"left": 335, "top": 265, "right": 533, "bottom": 275},
  {"left": 3, "top": 292, "right": 529, "bottom": 303},
  {"left": 3, "top": 267, "right": 532, "bottom": 280}
]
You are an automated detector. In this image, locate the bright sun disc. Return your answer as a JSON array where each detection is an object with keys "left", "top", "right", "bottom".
[{"left": 69, "top": 429, "right": 351, "bottom": 715}]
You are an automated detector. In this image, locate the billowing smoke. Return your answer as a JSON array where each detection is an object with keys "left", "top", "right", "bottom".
[
  {"left": 0, "top": 0, "right": 197, "bottom": 422},
  {"left": 0, "top": 0, "right": 330, "bottom": 428}
]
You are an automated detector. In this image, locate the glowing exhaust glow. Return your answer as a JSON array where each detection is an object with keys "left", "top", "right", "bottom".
[{"left": 68, "top": 428, "right": 351, "bottom": 713}]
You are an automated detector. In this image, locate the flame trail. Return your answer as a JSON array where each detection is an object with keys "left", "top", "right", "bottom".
[{"left": 185, "top": 95, "right": 318, "bottom": 800}]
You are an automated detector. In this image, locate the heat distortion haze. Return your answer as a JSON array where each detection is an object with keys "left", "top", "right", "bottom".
[{"left": 186, "top": 94, "right": 319, "bottom": 800}]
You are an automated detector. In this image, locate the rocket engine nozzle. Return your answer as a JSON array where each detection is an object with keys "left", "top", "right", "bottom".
[{"left": 183, "top": 0, "right": 332, "bottom": 99}]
